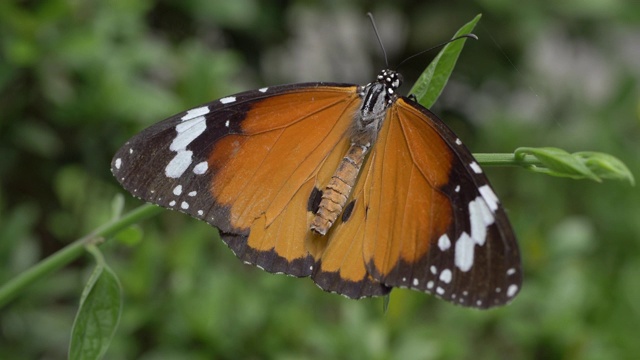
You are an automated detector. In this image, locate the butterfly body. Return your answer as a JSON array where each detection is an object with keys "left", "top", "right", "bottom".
[
  {"left": 311, "top": 69, "right": 401, "bottom": 235},
  {"left": 112, "top": 69, "right": 522, "bottom": 308}
]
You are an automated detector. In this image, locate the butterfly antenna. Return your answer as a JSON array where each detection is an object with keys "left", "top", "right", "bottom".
[
  {"left": 367, "top": 12, "right": 389, "bottom": 67},
  {"left": 396, "top": 34, "right": 478, "bottom": 69}
]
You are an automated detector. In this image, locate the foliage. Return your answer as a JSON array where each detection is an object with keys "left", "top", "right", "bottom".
[
  {"left": 69, "top": 245, "right": 122, "bottom": 360},
  {"left": 1, "top": 1, "right": 638, "bottom": 359}
]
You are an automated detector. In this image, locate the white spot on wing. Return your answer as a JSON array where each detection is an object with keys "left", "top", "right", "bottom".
[
  {"left": 438, "top": 234, "right": 451, "bottom": 251},
  {"left": 181, "top": 201, "right": 189, "bottom": 209},
  {"left": 470, "top": 161, "right": 483, "bottom": 174},
  {"left": 454, "top": 185, "right": 460, "bottom": 193},
  {"left": 193, "top": 161, "right": 208, "bottom": 175},
  {"left": 197, "top": 210, "right": 204, "bottom": 216},
  {"left": 166, "top": 114, "right": 207, "bottom": 178},
  {"left": 171, "top": 118, "right": 207, "bottom": 152},
  {"left": 430, "top": 266, "right": 437, "bottom": 275},
  {"left": 454, "top": 232, "right": 474, "bottom": 272},
  {"left": 507, "top": 284, "right": 518, "bottom": 297},
  {"left": 469, "top": 196, "right": 495, "bottom": 246},
  {"left": 455, "top": 138, "right": 462, "bottom": 145},
  {"left": 169, "top": 200, "right": 176, "bottom": 206},
  {"left": 507, "top": 268, "right": 516, "bottom": 276},
  {"left": 479, "top": 185, "right": 499, "bottom": 212},
  {"left": 439, "top": 269, "right": 452, "bottom": 284},
  {"left": 454, "top": 196, "right": 497, "bottom": 272},
  {"left": 188, "top": 191, "right": 197, "bottom": 197},
  {"left": 427, "top": 281, "right": 434, "bottom": 289},
  {"left": 436, "top": 287, "right": 445, "bottom": 295},
  {"left": 115, "top": 158, "right": 122, "bottom": 169},
  {"left": 165, "top": 150, "right": 193, "bottom": 178},
  {"left": 412, "top": 278, "right": 419, "bottom": 286},
  {"left": 220, "top": 96, "right": 236, "bottom": 104},
  {"left": 225, "top": 120, "right": 230, "bottom": 127},
  {"left": 181, "top": 106, "right": 209, "bottom": 121},
  {"left": 259, "top": 87, "right": 268, "bottom": 93},
  {"left": 173, "top": 185, "right": 183, "bottom": 196}
]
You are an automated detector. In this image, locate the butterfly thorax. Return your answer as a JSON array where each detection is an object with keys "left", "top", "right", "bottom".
[{"left": 310, "top": 70, "right": 402, "bottom": 235}]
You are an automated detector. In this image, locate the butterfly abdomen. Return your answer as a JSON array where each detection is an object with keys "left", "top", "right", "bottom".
[{"left": 311, "top": 140, "right": 371, "bottom": 235}]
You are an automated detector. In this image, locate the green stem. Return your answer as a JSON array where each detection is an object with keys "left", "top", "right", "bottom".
[
  {"left": 474, "top": 153, "right": 542, "bottom": 167},
  {"left": 0, "top": 204, "right": 163, "bottom": 309}
]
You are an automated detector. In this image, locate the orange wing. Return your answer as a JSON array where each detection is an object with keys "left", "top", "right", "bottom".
[
  {"left": 354, "top": 97, "right": 521, "bottom": 308},
  {"left": 112, "top": 83, "right": 389, "bottom": 294}
]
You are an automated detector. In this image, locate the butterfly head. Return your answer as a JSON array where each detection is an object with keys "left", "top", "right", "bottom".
[{"left": 376, "top": 69, "right": 403, "bottom": 103}]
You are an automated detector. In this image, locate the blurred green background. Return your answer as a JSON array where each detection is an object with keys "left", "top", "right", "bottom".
[{"left": 1, "top": 0, "right": 639, "bottom": 359}]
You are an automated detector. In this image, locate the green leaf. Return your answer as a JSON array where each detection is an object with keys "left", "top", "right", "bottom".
[
  {"left": 514, "top": 147, "right": 634, "bottom": 185},
  {"left": 515, "top": 147, "right": 599, "bottom": 181},
  {"left": 69, "top": 245, "right": 122, "bottom": 360},
  {"left": 575, "top": 151, "right": 635, "bottom": 186},
  {"left": 409, "top": 14, "right": 482, "bottom": 108},
  {"left": 113, "top": 224, "right": 143, "bottom": 246}
]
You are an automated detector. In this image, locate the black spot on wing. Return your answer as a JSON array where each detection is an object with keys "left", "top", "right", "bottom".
[
  {"left": 341, "top": 199, "right": 356, "bottom": 222},
  {"left": 307, "top": 187, "right": 323, "bottom": 213}
]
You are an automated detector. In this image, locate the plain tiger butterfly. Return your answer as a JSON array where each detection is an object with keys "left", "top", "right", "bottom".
[{"left": 111, "top": 33, "right": 522, "bottom": 309}]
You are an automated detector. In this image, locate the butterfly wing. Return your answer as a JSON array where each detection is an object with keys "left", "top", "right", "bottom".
[
  {"left": 112, "top": 83, "right": 363, "bottom": 277},
  {"left": 357, "top": 97, "right": 521, "bottom": 308}
]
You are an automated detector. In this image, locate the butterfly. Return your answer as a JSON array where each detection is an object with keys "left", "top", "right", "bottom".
[{"left": 111, "top": 67, "right": 522, "bottom": 309}]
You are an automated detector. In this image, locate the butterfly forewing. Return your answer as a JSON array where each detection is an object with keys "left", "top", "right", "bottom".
[{"left": 113, "top": 83, "right": 360, "bottom": 276}]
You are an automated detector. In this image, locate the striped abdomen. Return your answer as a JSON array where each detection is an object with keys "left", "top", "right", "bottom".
[{"left": 310, "top": 140, "right": 371, "bottom": 235}]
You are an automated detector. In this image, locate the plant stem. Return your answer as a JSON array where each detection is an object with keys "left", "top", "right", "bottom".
[
  {"left": 0, "top": 204, "right": 163, "bottom": 309},
  {"left": 475, "top": 153, "right": 542, "bottom": 167}
]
